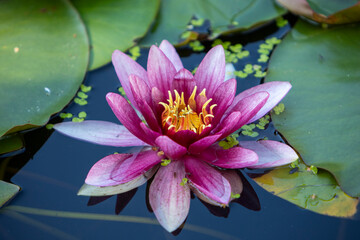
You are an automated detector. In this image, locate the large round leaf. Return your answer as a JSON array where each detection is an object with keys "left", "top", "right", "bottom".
[
  {"left": 71, "top": 0, "right": 160, "bottom": 70},
  {"left": 140, "top": 0, "right": 286, "bottom": 46},
  {"left": 265, "top": 20, "right": 360, "bottom": 197},
  {"left": 252, "top": 161, "right": 358, "bottom": 217},
  {"left": 0, "top": 181, "right": 20, "bottom": 208},
  {"left": 0, "top": 0, "right": 89, "bottom": 137}
]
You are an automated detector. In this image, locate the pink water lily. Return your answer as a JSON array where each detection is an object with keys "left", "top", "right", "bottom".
[{"left": 54, "top": 40, "right": 298, "bottom": 232}]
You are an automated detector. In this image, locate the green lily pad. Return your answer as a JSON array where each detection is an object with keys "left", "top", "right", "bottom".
[
  {"left": 0, "top": 135, "right": 24, "bottom": 155},
  {"left": 0, "top": 0, "right": 89, "bottom": 137},
  {"left": 140, "top": 0, "right": 286, "bottom": 46},
  {"left": 0, "top": 180, "right": 20, "bottom": 208},
  {"left": 265, "top": 20, "right": 360, "bottom": 197},
  {"left": 252, "top": 161, "right": 358, "bottom": 217},
  {"left": 71, "top": 0, "right": 160, "bottom": 70}
]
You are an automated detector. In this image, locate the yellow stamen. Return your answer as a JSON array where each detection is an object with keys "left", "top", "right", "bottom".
[{"left": 159, "top": 86, "right": 216, "bottom": 134}]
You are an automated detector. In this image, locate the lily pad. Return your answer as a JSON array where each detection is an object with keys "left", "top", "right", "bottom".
[
  {"left": 265, "top": 20, "right": 360, "bottom": 197},
  {"left": 277, "top": 0, "right": 360, "bottom": 24},
  {"left": 0, "top": 0, "right": 89, "bottom": 137},
  {"left": 71, "top": 0, "right": 160, "bottom": 70},
  {"left": 0, "top": 135, "right": 24, "bottom": 155},
  {"left": 252, "top": 161, "right": 358, "bottom": 217},
  {"left": 140, "top": 0, "right": 286, "bottom": 46},
  {"left": 0, "top": 180, "right": 20, "bottom": 208}
]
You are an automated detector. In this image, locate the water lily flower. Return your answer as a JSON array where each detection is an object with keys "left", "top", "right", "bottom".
[{"left": 54, "top": 40, "right": 298, "bottom": 232}]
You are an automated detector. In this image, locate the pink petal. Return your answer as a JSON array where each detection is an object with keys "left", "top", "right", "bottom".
[
  {"left": 53, "top": 120, "right": 147, "bottom": 147},
  {"left": 112, "top": 50, "right": 148, "bottom": 109},
  {"left": 129, "top": 75, "right": 161, "bottom": 132},
  {"left": 172, "top": 68, "right": 196, "bottom": 100},
  {"left": 211, "top": 78, "right": 236, "bottom": 126},
  {"left": 210, "top": 111, "right": 242, "bottom": 141},
  {"left": 199, "top": 145, "right": 258, "bottom": 169},
  {"left": 193, "top": 170, "right": 244, "bottom": 206},
  {"left": 85, "top": 153, "right": 132, "bottom": 186},
  {"left": 217, "top": 92, "right": 269, "bottom": 139},
  {"left": 110, "top": 149, "right": 162, "bottom": 184},
  {"left": 159, "top": 40, "right": 183, "bottom": 72},
  {"left": 151, "top": 87, "right": 166, "bottom": 118},
  {"left": 185, "top": 156, "right": 231, "bottom": 205},
  {"left": 170, "top": 130, "right": 198, "bottom": 148},
  {"left": 106, "top": 93, "right": 153, "bottom": 145},
  {"left": 195, "top": 45, "right": 225, "bottom": 97},
  {"left": 147, "top": 45, "right": 177, "bottom": 93},
  {"left": 239, "top": 140, "right": 298, "bottom": 168},
  {"left": 222, "top": 170, "right": 243, "bottom": 202},
  {"left": 155, "top": 136, "right": 187, "bottom": 159},
  {"left": 85, "top": 149, "right": 161, "bottom": 186},
  {"left": 188, "top": 133, "right": 222, "bottom": 154},
  {"left": 140, "top": 122, "right": 161, "bottom": 143},
  {"left": 149, "top": 160, "right": 190, "bottom": 232},
  {"left": 78, "top": 167, "right": 158, "bottom": 196},
  {"left": 229, "top": 82, "right": 292, "bottom": 124}
]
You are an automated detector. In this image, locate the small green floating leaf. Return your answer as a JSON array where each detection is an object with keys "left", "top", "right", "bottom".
[
  {"left": 252, "top": 161, "right": 359, "bottom": 217},
  {"left": 231, "top": 192, "right": 241, "bottom": 199},
  {"left": 118, "top": 87, "right": 126, "bottom": 96},
  {"left": 218, "top": 133, "right": 239, "bottom": 149},
  {"left": 60, "top": 113, "right": 73, "bottom": 119},
  {"left": 45, "top": 124, "right": 54, "bottom": 130},
  {"left": 77, "top": 92, "right": 88, "bottom": 99},
  {"left": 74, "top": 98, "right": 88, "bottom": 106},
  {"left": 190, "top": 18, "right": 205, "bottom": 26},
  {"left": 80, "top": 84, "right": 92, "bottom": 93},
  {"left": 276, "top": 16, "right": 288, "bottom": 27},
  {"left": 272, "top": 103, "right": 285, "bottom": 115},
  {"left": 234, "top": 71, "right": 248, "bottom": 79},
  {"left": 78, "top": 111, "right": 87, "bottom": 118},
  {"left": 212, "top": 39, "right": 231, "bottom": 50},
  {"left": 72, "top": 117, "right": 84, "bottom": 123},
  {"left": 161, "top": 159, "right": 171, "bottom": 166},
  {"left": 189, "top": 40, "right": 205, "bottom": 51},
  {"left": 128, "top": 46, "right": 141, "bottom": 61},
  {"left": 229, "top": 44, "right": 243, "bottom": 53},
  {"left": 254, "top": 71, "right": 267, "bottom": 78},
  {"left": 257, "top": 54, "right": 269, "bottom": 63},
  {"left": 0, "top": 180, "right": 20, "bottom": 208},
  {"left": 310, "top": 165, "right": 318, "bottom": 175},
  {"left": 180, "top": 178, "right": 188, "bottom": 186}
]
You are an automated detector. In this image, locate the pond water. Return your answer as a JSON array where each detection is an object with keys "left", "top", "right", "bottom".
[{"left": 1, "top": 16, "right": 359, "bottom": 240}]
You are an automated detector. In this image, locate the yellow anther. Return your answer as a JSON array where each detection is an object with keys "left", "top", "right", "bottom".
[
  {"left": 168, "top": 91, "right": 173, "bottom": 106},
  {"left": 160, "top": 86, "right": 216, "bottom": 134},
  {"left": 199, "top": 88, "right": 207, "bottom": 97},
  {"left": 157, "top": 151, "right": 164, "bottom": 156}
]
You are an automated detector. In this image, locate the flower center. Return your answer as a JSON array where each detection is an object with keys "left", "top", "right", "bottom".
[{"left": 159, "top": 86, "right": 217, "bottom": 134}]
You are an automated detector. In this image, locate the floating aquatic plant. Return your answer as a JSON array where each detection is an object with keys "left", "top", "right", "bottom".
[{"left": 54, "top": 40, "right": 297, "bottom": 232}]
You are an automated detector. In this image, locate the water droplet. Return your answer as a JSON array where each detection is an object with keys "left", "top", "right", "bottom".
[{"left": 44, "top": 87, "right": 51, "bottom": 96}]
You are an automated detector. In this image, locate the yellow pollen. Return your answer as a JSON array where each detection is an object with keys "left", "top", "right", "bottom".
[{"left": 159, "top": 86, "right": 216, "bottom": 134}]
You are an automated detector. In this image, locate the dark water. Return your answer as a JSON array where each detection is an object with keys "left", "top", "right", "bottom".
[{"left": 1, "top": 18, "right": 360, "bottom": 240}]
